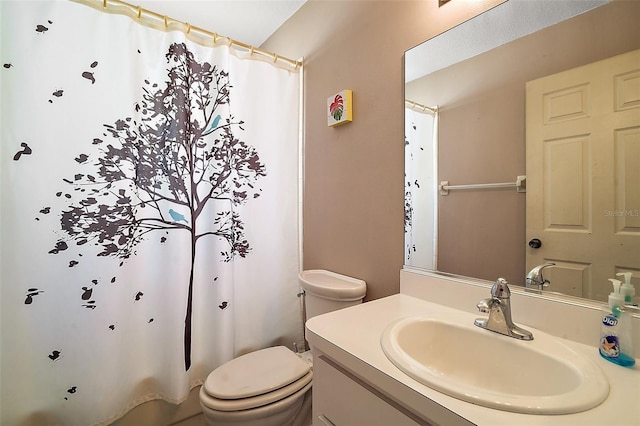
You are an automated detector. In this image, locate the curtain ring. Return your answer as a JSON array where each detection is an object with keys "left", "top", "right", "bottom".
[
  {"left": 103, "top": 0, "right": 107, "bottom": 8},
  {"left": 137, "top": 6, "right": 141, "bottom": 19},
  {"left": 273, "top": 53, "right": 278, "bottom": 63},
  {"left": 163, "top": 15, "right": 168, "bottom": 28},
  {"left": 186, "top": 23, "right": 191, "bottom": 34}
]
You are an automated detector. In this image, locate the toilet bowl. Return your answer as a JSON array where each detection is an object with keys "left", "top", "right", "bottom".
[{"left": 199, "top": 270, "right": 366, "bottom": 425}]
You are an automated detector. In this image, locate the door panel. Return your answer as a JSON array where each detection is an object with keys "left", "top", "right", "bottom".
[{"left": 543, "top": 135, "right": 590, "bottom": 231}]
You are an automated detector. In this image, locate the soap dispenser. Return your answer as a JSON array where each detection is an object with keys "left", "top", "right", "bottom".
[
  {"left": 616, "top": 272, "right": 636, "bottom": 305},
  {"left": 599, "top": 278, "right": 635, "bottom": 367}
]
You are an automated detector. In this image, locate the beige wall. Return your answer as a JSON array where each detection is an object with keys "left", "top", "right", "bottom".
[{"left": 262, "top": 0, "right": 503, "bottom": 301}]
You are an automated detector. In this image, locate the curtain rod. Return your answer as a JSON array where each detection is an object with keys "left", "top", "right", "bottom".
[
  {"left": 405, "top": 99, "right": 437, "bottom": 113},
  {"left": 72, "top": 0, "right": 303, "bottom": 70}
]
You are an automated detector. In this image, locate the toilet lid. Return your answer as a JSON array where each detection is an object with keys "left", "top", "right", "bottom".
[
  {"left": 203, "top": 346, "right": 311, "bottom": 400},
  {"left": 299, "top": 270, "right": 366, "bottom": 301},
  {"left": 200, "top": 370, "right": 312, "bottom": 412}
]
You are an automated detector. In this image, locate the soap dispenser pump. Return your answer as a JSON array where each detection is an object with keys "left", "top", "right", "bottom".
[
  {"left": 608, "top": 278, "right": 624, "bottom": 313},
  {"left": 599, "top": 278, "right": 635, "bottom": 367},
  {"left": 616, "top": 272, "right": 635, "bottom": 304}
]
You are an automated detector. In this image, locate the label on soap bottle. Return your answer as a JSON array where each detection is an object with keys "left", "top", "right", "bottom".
[
  {"left": 602, "top": 314, "right": 618, "bottom": 327},
  {"left": 599, "top": 334, "right": 620, "bottom": 358},
  {"left": 600, "top": 313, "right": 620, "bottom": 359}
]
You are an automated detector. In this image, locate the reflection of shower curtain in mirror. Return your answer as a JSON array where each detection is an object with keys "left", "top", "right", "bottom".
[
  {"left": 404, "top": 108, "right": 438, "bottom": 270},
  {"left": 0, "top": 2, "right": 302, "bottom": 424}
]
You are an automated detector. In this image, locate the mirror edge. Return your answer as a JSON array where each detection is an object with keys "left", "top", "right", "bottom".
[
  {"left": 402, "top": 0, "right": 640, "bottom": 307},
  {"left": 401, "top": 266, "right": 612, "bottom": 311}
]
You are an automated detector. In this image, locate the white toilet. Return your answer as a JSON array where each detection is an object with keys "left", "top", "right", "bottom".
[{"left": 199, "top": 269, "right": 366, "bottom": 426}]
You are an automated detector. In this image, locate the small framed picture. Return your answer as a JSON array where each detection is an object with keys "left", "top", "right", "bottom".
[{"left": 327, "top": 89, "right": 353, "bottom": 127}]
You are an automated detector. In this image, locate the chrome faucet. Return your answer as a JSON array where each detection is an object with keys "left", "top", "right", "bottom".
[
  {"left": 525, "top": 263, "right": 555, "bottom": 291},
  {"left": 474, "top": 278, "right": 533, "bottom": 340}
]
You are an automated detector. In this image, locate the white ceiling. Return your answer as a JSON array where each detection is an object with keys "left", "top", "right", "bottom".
[{"left": 134, "top": 0, "right": 306, "bottom": 47}]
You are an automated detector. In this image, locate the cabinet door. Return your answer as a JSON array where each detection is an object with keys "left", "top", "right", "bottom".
[{"left": 313, "top": 355, "right": 425, "bottom": 426}]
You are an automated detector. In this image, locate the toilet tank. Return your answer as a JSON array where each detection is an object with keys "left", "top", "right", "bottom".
[{"left": 299, "top": 270, "right": 366, "bottom": 320}]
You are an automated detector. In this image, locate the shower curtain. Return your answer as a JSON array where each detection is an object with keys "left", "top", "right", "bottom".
[
  {"left": 404, "top": 107, "right": 438, "bottom": 270},
  {"left": 0, "top": 1, "right": 302, "bottom": 424}
]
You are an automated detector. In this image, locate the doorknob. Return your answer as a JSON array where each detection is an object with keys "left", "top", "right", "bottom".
[{"left": 528, "top": 238, "right": 542, "bottom": 249}]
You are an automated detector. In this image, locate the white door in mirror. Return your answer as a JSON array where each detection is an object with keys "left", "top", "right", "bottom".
[{"left": 526, "top": 49, "right": 640, "bottom": 300}]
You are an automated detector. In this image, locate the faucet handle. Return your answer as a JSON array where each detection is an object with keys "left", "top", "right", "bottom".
[
  {"left": 491, "top": 278, "right": 510, "bottom": 299},
  {"left": 476, "top": 299, "right": 491, "bottom": 313}
]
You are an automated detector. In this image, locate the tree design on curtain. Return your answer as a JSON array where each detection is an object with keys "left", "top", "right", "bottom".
[
  {"left": 48, "top": 42, "right": 266, "bottom": 370},
  {"left": 404, "top": 132, "right": 415, "bottom": 261}
]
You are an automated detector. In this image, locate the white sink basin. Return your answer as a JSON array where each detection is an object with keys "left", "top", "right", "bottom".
[{"left": 381, "top": 311, "right": 609, "bottom": 414}]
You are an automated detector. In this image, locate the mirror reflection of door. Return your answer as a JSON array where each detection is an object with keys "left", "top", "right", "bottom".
[{"left": 526, "top": 49, "right": 640, "bottom": 301}]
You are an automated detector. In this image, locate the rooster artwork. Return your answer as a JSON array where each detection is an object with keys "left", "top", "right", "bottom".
[{"left": 327, "top": 89, "right": 353, "bottom": 127}]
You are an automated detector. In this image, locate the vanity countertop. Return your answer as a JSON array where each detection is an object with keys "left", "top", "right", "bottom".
[{"left": 306, "top": 293, "right": 640, "bottom": 426}]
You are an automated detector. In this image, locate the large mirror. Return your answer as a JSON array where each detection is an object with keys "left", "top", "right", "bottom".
[{"left": 404, "top": 0, "right": 640, "bottom": 303}]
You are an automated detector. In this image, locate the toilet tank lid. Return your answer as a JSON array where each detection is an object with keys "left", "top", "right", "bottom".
[
  {"left": 204, "top": 346, "right": 310, "bottom": 400},
  {"left": 299, "top": 269, "right": 366, "bottom": 301}
]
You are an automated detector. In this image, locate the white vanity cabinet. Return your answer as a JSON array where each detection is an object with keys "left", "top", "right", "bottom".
[{"left": 312, "top": 353, "right": 427, "bottom": 426}]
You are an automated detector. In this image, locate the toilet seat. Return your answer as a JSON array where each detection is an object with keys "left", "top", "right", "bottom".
[
  {"left": 201, "top": 371, "right": 312, "bottom": 411},
  {"left": 201, "top": 346, "right": 312, "bottom": 412}
]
